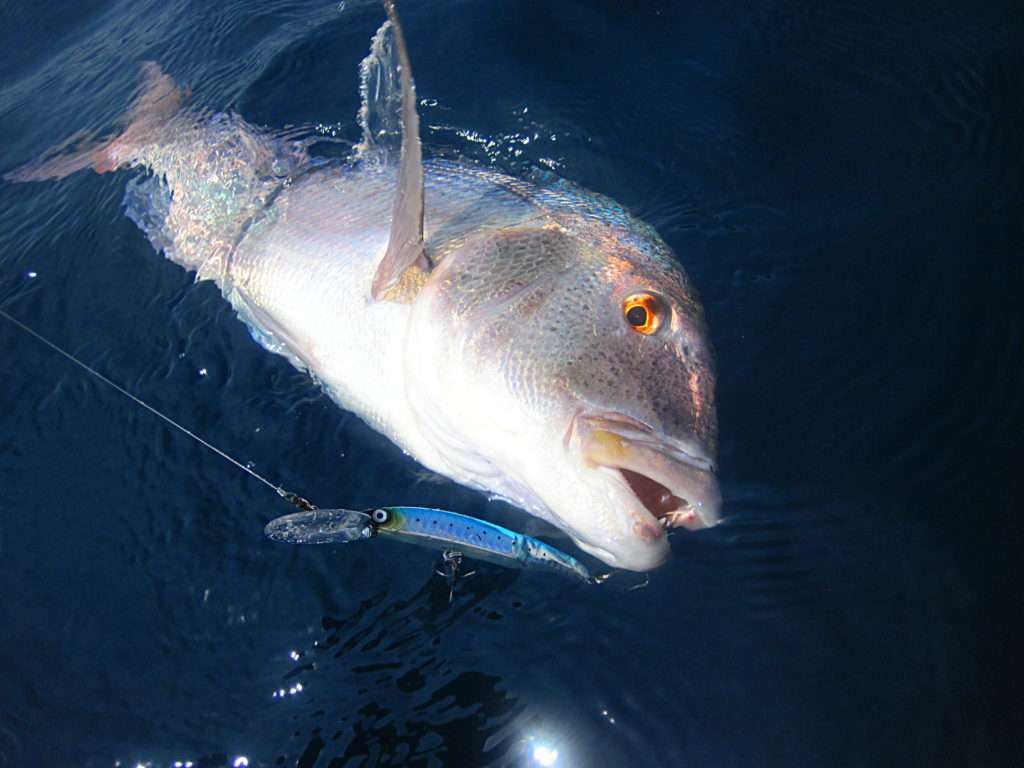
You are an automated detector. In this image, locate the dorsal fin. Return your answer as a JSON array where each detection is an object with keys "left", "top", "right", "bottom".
[
  {"left": 371, "top": 0, "right": 430, "bottom": 302},
  {"left": 357, "top": 19, "right": 402, "bottom": 156}
]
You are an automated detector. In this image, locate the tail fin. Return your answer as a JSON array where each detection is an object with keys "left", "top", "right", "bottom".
[{"left": 4, "top": 62, "right": 184, "bottom": 183}]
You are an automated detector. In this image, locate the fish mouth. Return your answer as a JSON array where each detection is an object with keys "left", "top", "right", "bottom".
[{"left": 571, "top": 411, "right": 722, "bottom": 533}]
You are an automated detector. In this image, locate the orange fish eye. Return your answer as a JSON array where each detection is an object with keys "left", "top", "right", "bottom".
[{"left": 622, "top": 292, "right": 663, "bottom": 334}]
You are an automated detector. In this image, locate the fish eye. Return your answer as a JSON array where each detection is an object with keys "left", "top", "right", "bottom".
[
  {"left": 623, "top": 292, "right": 663, "bottom": 335},
  {"left": 372, "top": 508, "right": 389, "bottom": 524}
]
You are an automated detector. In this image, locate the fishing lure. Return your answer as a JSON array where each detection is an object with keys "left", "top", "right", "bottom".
[{"left": 265, "top": 506, "right": 595, "bottom": 584}]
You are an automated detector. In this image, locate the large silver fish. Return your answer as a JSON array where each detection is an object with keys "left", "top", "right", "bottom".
[{"left": 7, "top": 2, "right": 720, "bottom": 571}]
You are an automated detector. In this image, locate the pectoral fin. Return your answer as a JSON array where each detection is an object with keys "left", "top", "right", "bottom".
[{"left": 371, "top": 1, "right": 431, "bottom": 302}]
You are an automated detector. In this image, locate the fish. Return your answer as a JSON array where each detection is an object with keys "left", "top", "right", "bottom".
[{"left": 5, "top": 1, "right": 721, "bottom": 572}]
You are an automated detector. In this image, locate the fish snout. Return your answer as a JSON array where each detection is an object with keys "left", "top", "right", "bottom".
[{"left": 572, "top": 411, "right": 723, "bottom": 534}]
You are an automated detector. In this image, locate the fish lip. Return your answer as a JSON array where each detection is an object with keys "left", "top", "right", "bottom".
[{"left": 569, "top": 410, "right": 722, "bottom": 531}]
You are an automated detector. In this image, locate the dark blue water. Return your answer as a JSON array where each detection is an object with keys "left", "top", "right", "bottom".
[{"left": 1, "top": 1, "right": 1021, "bottom": 766}]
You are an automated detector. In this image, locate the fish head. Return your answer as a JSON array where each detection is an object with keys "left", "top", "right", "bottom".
[{"left": 406, "top": 221, "right": 719, "bottom": 572}]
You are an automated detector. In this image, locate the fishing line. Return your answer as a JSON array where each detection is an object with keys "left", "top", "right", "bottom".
[{"left": 0, "top": 306, "right": 313, "bottom": 509}]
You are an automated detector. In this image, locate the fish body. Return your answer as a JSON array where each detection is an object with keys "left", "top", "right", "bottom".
[{"left": 7, "top": 9, "right": 721, "bottom": 571}]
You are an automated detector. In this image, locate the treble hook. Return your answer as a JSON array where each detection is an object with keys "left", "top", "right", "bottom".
[{"left": 435, "top": 549, "right": 475, "bottom": 603}]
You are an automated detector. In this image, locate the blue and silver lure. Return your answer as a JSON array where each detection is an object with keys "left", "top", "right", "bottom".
[{"left": 265, "top": 506, "right": 594, "bottom": 584}]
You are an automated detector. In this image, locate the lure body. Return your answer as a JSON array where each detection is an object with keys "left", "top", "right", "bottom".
[{"left": 265, "top": 506, "right": 593, "bottom": 584}]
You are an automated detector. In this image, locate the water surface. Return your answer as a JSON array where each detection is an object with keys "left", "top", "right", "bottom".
[{"left": 0, "top": 1, "right": 1021, "bottom": 766}]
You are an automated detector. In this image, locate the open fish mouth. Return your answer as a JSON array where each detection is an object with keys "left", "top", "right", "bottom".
[{"left": 571, "top": 411, "right": 722, "bottom": 532}]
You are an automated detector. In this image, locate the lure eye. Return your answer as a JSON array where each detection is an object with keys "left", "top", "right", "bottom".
[
  {"left": 623, "top": 292, "right": 663, "bottom": 335},
  {"left": 371, "top": 508, "right": 389, "bottom": 524}
]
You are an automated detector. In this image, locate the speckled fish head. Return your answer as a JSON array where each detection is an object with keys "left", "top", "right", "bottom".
[{"left": 406, "top": 220, "right": 720, "bottom": 572}]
